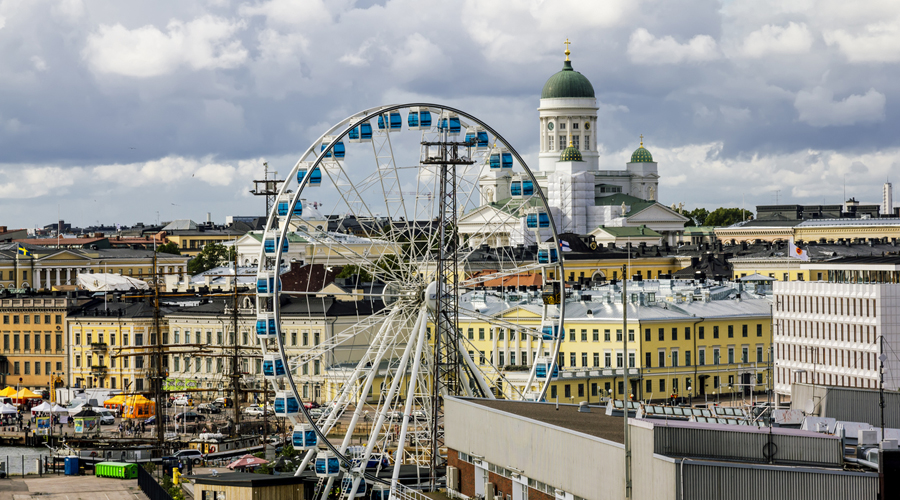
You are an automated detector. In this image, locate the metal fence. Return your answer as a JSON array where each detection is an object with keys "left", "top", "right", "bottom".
[{"left": 138, "top": 465, "right": 175, "bottom": 500}]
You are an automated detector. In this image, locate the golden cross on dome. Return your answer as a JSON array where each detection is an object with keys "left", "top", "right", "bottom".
[
  {"left": 564, "top": 39, "right": 571, "bottom": 61},
  {"left": 640, "top": 134, "right": 644, "bottom": 147}
]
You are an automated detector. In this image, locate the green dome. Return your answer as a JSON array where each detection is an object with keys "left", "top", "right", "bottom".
[
  {"left": 630, "top": 145, "right": 653, "bottom": 163},
  {"left": 560, "top": 144, "right": 583, "bottom": 162},
  {"left": 541, "top": 60, "right": 595, "bottom": 99}
]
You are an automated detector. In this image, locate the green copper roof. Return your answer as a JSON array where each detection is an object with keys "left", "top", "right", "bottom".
[
  {"left": 630, "top": 146, "right": 653, "bottom": 163},
  {"left": 559, "top": 144, "right": 583, "bottom": 162},
  {"left": 541, "top": 60, "right": 595, "bottom": 99}
]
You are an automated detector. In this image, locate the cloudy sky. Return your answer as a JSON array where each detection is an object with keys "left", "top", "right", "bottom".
[{"left": 1, "top": 0, "right": 898, "bottom": 229}]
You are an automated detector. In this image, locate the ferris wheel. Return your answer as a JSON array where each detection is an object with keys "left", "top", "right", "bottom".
[{"left": 254, "top": 104, "right": 565, "bottom": 497}]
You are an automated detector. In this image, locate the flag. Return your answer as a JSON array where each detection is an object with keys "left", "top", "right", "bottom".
[
  {"left": 17, "top": 245, "right": 31, "bottom": 257},
  {"left": 560, "top": 240, "right": 572, "bottom": 252},
  {"left": 788, "top": 238, "right": 809, "bottom": 261}
]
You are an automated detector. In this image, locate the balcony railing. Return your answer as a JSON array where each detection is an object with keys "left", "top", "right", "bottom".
[
  {"left": 90, "top": 342, "right": 108, "bottom": 351},
  {"left": 90, "top": 365, "right": 108, "bottom": 374}
]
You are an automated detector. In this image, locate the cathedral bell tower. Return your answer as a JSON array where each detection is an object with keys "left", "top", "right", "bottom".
[{"left": 538, "top": 40, "right": 599, "bottom": 173}]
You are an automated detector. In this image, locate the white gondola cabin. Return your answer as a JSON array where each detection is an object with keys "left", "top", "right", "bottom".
[
  {"left": 256, "top": 312, "right": 277, "bottom": 338},
  {"left": 292, "top": 423, "right": 317, "bottom": 449},
  {"left": 274, "top": 390, "right": 300, "bottom": 416},
  {"left": 262, "top": 353, "right": 286, "bottom": 379},
  {"left": 315, "top": 451, "right": 341, "bottom": 478}
]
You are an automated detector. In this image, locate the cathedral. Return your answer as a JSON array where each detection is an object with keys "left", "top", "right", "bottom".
[{"left": 462, "top": 43, "right": 687, "bottom": 248}]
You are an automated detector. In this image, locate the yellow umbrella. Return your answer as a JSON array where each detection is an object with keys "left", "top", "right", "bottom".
[
  {"left": 0, "top": 387, "right": 17, "bottom": 397},
  {"left": 15, "top": 388, "right": 40, "bottom": 399}
]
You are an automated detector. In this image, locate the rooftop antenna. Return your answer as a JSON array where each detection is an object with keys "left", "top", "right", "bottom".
[
  {"left": 250, "top": 162, "right": 284, "bottom": 216},
  {"left": 774, "top": 190, "right": 780, "bottom": 205}
]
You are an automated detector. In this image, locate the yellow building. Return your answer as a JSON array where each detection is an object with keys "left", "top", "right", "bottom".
[
  {"left": 730, "top": 257, "right": 832, "bottom": 282},
  {"left": 158, "top": 219, "right": 245, "bottom": 257},
  {"left": 0, "top": 245, "right": 188, "bottom": 291},
  {"left": 67, "top": 297, "right": 170, "bottom": 392},
  {"left": 0, "top": 292, "right": 86, "bottom": 392},
  {"left": 455, "top": 283, "right": 773, "bottom": 404}
]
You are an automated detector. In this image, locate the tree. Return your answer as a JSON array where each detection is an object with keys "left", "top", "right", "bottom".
[
  {"left": 187, "top": 242, "right": 235, "bottom": 275},
  {"left": 157, "top": 242, "right": 181, "bottom": 255},
  {"left": 704, "top": 207, "right": 754, "bottom": 227},
  {"left": 683, "top": 208, "right": 711, "bottom": 227}
]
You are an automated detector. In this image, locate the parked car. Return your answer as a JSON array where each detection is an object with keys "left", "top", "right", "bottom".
[
  {"left": 173, "top": 448, "right": 205, "bottom": 465},
  {"left": 97, "top": 409, "right": 116, "bottom": 425},
  {"left": 213, "top": 397, "right": 233, "bottom": 408},
  {"left": 303, "top": 401, "right": 320, "bottom": 409},
  {"left": 173, "top": 395, "right": 193, "bottom": 406},
  {"left": 144, "top": 415, "right": 171, "bottom": 426},
  {"left": 196, "top": 403, "right": 221, "bottom": 414},
  {"left": 175, "top": 411, "right": 206, "bottom": 423},
  {"left": 242, "top": 406, "right": 274, "bottom": 417}
]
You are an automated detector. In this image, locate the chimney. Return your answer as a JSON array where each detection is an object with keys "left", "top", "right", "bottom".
[{"left": 207, "top": 212, "right": 212, "bottom": 224}]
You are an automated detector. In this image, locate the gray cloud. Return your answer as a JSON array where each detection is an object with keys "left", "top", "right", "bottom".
[{"left": 0, "top": 0, "right": 899, "bottom": 227}]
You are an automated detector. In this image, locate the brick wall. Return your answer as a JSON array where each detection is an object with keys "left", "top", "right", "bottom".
[
  {"left": 487, "top": 470, "right": 512, "bottom": 499},
  {"left": 448, "top": 448, "right": 475, "bottom": 498}
]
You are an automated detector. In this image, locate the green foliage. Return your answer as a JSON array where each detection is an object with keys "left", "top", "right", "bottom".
[
  {"left": 336, "top": 265, "right": 373, "bottom": 282},
  {"left": 160, "top": 475, "right": 185, "bottom": 500},
  {"left": 335, "top": 254, "right": 401, "bottom": 283},
  {"left": 157, "top": 242, "right": 181, "bottom": 255},
  {"left": 187, "top": 242, "right": 236, "bottom": 275},
  {"left": 683, "top": 207, "right": 711, "bottom": 227},
  {"left": 704, "top": 207, "right": 754, "bottom": 227},
  {"left": 142, "top": 461, "right": 157, "bottom": 473}
]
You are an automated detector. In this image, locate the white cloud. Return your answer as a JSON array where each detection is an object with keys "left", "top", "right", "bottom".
[
  {"left": 628, "top": 28, "right": 720, "bottom": 65},
  {"left": 0, "top": 166, "right": 83, "bottom": 198},
  {"left": 83, "top": 15, "right": 248, "bottom": 77},
  {"left": 463, "top": 0, "right": 632, "bottom": 63},
  {"left": 389, "top": 33, "right": 448, "bottom": 78},
  {"left": 741, "top": 22, "right": 813, "bottom": 57},
  {"left": 824, "top": 23, "right": 900, "bottom": 62},
  {"left": 30, "top": 56, "right": 47, "bottom": 71},
  {"left": 52, "top": 0, "right": 84, "bottom": 22},
  {"left": 595, "top": 141, "right": 900, "bottom": 208},
  {"left": 91, "top": 156, "right": 243, "bottom": 187},
  {"left": 239, "top": 0, "right": 332, "bottom": 27},
  {"left": 794, "top": 87, "right": 886, "bottom": 127}
]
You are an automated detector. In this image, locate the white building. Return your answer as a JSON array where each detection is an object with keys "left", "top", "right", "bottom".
[
  {"left": 773, "top": 277, "right": 900, "bottom": 399},
  {"left": 464, "top": 44, "right": 687, "bottom": 246}
]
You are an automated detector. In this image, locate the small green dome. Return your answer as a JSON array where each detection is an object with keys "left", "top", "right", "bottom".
[
  {"left": 560, "top": 143, "right": 583, "bottom": 162},
  {"left": 541, "top": 60, "right": 595, "bottom": 99},
  {"left": 630, "top": 145, "right": 653, "bottom": 163}
]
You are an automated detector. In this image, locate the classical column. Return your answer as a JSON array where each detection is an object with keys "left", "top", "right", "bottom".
[
  {"left": 66, "top": 268, "right": 71, "bottom": 285},
  {"left": 46, "top": 269, "right": 52, "bottom": 289},
  {"left": 55, "top": 268, "right": 61, "bottom": 286}
]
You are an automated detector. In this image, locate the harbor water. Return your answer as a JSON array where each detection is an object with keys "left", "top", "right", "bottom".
[{"left": 0, "top": 445, "right": 50, "bottom": 475}]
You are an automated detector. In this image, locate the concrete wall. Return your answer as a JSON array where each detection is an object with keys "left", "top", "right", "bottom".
[
  {"left": 445, "top": 398, "right": 624, "bottom": 500},
  {"left": 631, "top": 420, "right": 678, "bottom": 500}
]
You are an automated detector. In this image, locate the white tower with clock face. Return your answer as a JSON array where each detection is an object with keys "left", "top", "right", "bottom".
[{"left": 537, "top": 42, "right": 599, "bottom": 173}]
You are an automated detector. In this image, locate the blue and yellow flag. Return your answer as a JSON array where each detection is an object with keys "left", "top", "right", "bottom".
[{"left": 17, "top": 245, "right": 31, "bottom": 257}]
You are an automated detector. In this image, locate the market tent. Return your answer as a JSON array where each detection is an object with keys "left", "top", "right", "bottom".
[
  {"left": 227, "top": 454, "right": 268, "bottom": 470},
  {"left": 122, "top": 394, "right": 155, "bottom": 419},
  {"left": 30, "top": 401, "right": 52, "bottom": 413},
  {"left": 50, "top": 404, "right": 68, "bottom": 413},
  {"left": 0, "top": 387, "right": 16, "bottom": 397},
  {"left": 0, "top": 403, "right": 17, "bottom": 414},
  {"left": 15, "top": 388, "right": 40, "bottom": 399},
  {"left": 104, "top": 395, "right": 127, "bottom": 408}
]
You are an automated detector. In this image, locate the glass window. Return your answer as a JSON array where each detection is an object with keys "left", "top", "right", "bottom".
[
  {"left": 604, "top": 329, "right": 611, "bottom": 341},
  {"left": 699, "top": 349, "right": 705, "bottom": 365},
  {"left": 699, "top": 326, "right": 704, "bottom": 339}
]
